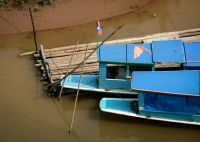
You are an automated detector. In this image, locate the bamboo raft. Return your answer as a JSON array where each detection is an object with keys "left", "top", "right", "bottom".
[{"left": 19, "top": 28, "right": 200, "bottom": 92}]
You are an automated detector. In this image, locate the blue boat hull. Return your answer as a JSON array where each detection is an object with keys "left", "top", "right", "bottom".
[
  {"left": 100, "top": 98, "right": 200, "bottom": 126},
  {"left": 61, "top": 75, "right": 137, "bottom": 95}
]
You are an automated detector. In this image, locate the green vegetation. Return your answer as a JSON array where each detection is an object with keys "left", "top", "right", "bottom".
[
  {"left": 0, "top": 0, "right": 4, "bottom": 6},
  {"left": 38, "top": 0, "right": 52, "bottom": 5},
  {"left": 16, "top": 0, "right": 25, "bottom": 7},
  {"left": 0, "top": 0, "right": 53, "bottom": 7}
]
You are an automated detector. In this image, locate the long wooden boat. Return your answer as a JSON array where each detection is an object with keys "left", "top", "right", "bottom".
[
  {"left": 61, "top": 40, "right": 200, "bottom": 95},
  {"left": 61, "top": 75, "right": 136, "bottom": 94},
  {"left": 100, "top": 70, "right": 200, "bottom": 125}
]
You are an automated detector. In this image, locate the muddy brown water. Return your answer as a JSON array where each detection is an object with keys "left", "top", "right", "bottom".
[{"left": 0, "top": 0, "right": 200, "bottom": 141}]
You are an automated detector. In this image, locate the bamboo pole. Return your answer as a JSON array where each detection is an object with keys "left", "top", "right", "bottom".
[
  {"left": 48, "top": 58, "right": 97, "bottom": 69},
  {"left": 29, "top": 6, "right": 38, "bottom": 52},
  {"left": 69, "top": 40, "right": 89, "bottom": 134},
  {"left": 50, "top": 67, "right": 99, "bottom": 76},
  {"left": 19, "top": 51, "right": 36, "bottom": 57},
  {"left": 58, "top": 41, "right": 79, "bottom": 99},
  {"left": 49, "top": 63, "right": 99, "bottom": 71},
  {"left": 49, "top": 25, "right": 124, "bottom": 92},
  {"left": 47, "top": 53, "right": 97, "bottom": 63},
  {"left": 44, "top": 46, "right": 96, "bottom": 54}
]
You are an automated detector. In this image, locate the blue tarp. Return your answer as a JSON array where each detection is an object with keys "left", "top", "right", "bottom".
[{"left": 144, "top": 93, "right": 200, "bottom": 115}]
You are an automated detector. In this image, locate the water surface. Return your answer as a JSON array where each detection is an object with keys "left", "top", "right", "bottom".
[{"left": 0, "top": 0, "right": 200, "bottom": 141}]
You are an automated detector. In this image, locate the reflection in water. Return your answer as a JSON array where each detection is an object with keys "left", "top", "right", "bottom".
[{"left": 0, "top": 0, "right": 200, "bottom": 141}]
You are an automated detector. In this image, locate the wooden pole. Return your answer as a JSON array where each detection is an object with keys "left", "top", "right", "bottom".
[
  {"left": 49, "top": 24, "right": 123, "bottom": 91},
  {"left": 68, "top": 41, "right": 89, "bottom": 134},
  {"left": 58, "top": 41, "right": 79, "bottom": 99},
  {"left": 29, "top": 6, "right": 38, "bottom": 51}
]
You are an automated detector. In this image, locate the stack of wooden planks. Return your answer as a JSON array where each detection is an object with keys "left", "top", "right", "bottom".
[{"left": 39, "top": 43, "right": 99, "bottom": 83}]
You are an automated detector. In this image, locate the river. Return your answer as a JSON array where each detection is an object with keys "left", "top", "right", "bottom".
[{"left": 0, "top": 0, "right": 200, "bottom": 141}]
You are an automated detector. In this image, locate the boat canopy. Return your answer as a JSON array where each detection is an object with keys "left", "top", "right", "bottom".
[
  {"left": 98, "top": 40, "right": 190, "bottom": 65},
  {"left": 98, "top": 44, "right": 127, "bottom": 63},
  {"left": 131, "top": 70, "right": 200, "bottom": 96},
  {"left": 98, "top": 44, "right": 153, "bottom": 65},
  {"left": 132, "top": 70, "right": 200, "bottom": 115}
]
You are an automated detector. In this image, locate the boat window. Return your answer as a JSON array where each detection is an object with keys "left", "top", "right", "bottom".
[{"left": 106, "top": 64, "right": 126, "bottom": 79}]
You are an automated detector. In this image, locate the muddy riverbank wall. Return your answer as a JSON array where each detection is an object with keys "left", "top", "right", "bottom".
[{"left": 0, "top": 0, "right": 151, "bottom": 35}]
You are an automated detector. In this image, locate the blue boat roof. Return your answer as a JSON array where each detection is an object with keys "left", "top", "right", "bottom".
[
  {"left": 98, "top": 44, "right": 153, "bottom": 65},
  {"left": 131, "top": 71, "right": 200, "bottom": 96},
  {"left": 98, "top": 44, "right": 127, "bottom": 63},
  {"left": 184, "top": 42, "right": 200, "bottom": 63},
  {"left": 127, "top": 43, "right": 153, "bottom": 64},
  {"left": 98, "top": 40, "right": 199, "bottom": 65},
  {"left": 152, "top": 40, "right": 185, "bottom": 63}
]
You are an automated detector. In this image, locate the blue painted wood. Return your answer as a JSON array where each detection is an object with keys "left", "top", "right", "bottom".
[
  {"left": 184, "top": 42, "right": 200, "bottom": 69},
  {"left": 138, "top": 92, "right": 200, "bottom": 121},
  {"left": 131, "top": 71, "right": 200, "bottom": 96},
  {"left": 98, "top": 44, "right": 126, "bottom": 63},
  {"left": 98, "top": 63, "right": 107, "bottom": 81},
  {"left": 184, "top": 42, "right": 200, "bottom": 62},
  {"left": 127, "top": 43, "right": 153, "bottom": 64},
  {"left": 152, "top": 40, "right": 185, "bottom": 63},
  {"left": 98, "top": 63, "right": 131, "bottom": 89},
  {"left": 140, "top": 109, "right": 200, "bottom": 122},
  {"left": 138, "top": 92, "right": 144, "bottom": 108},
  {"left": 100, "top": 97, "right": 200, "bottom": 123},
  {"left": 61, "top": 75, "right": 98, "bottom": 89},
  {"left": 99, "top": 79, "right": 131, "bottom": 89},
  {"left": 184, "top": 63, "right": 200, "bottom": 70},
  {"left": 100, "top": 99, "right": 134, "bottom": 113}
]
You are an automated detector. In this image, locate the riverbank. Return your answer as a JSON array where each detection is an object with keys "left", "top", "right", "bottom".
[
  {"left": 0, "top": 0, "right": 151, "bottom": 35},
  {"left": 0, "top": 0, "right": 199, "bottom": 51}
]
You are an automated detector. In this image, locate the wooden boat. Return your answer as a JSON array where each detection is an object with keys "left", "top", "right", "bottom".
[
  {"left": 61, "top": 40, "right": 200, "bottom": 95},
  {"left": 61, "top": 42, "right": 154, "bottom": 94},
  {"left": 100, "top": 70, "right": 200, "bottom": 125},
  {"left": 60, "top": 74, "right": 136, "bottom": 94}
]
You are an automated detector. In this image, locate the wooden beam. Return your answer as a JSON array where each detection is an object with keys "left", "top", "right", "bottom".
[{"left": 40, "top": 45, "right": 53, "bottom": 83}]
